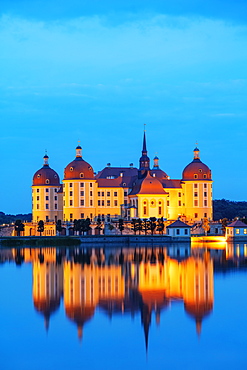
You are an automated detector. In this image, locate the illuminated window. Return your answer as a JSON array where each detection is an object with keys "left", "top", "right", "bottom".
[
  {"left": 194, "top": 184, "right": 198, "bottom": 188},
  {"left": 80, "top": 191, "right": 84, "bottom": 196},
  {"left": 195, "top": 213, "right": 198, "bottom": 218},
  {"left": 194, "top": 174, "right": 198, "bottom": 179},
  {"left": 204, "top": 200, "right": 207, "bottom": 206},
  {"left": 143, "top": 206, "right": 147, "bottom": 215},
  {"left": 37, "top": 204, "right": 39, "bottom": 209},
  {"left": 70, "top": 167, "right": 73, "bottom": 171},
  {"left": 194, "top": 200, "right": 198, "bottom": 206},
  {"left": 244, "top": 229, "right": 247, "bottom": 234},
  {"left": 204, "top": 184, "right": 207, "bottom": 188},
  {"left": 107, "top": 200, "right": 110, "bottom": 206},
  {"left": 178, "top": 201, "right": 181, "bottom": 207},
  {"left": 114, "top": 200, "right": 118, "bottom": 207},
  {"left": 236, "top": 229, "right": 240, "bottom": 234},
  {"left": 167, "top": 201, "right": 170, "bottom": 206},
  {"left": 159, "top": 206, "right": 162, "bottom": 215}
]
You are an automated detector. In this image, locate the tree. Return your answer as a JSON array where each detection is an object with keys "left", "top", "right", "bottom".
[
  {"left": 37, "top": 220, "right": 44, "bottom": 236},
  {"left": 131, "top": 219, "right": 138, "bottom": 235},
  {"left": 56, "top": 220, "right": 63, "bottom": 235},
  {"left": 202, "top": 218, "right": 210, "bottom": 236},
  {"left": 118, "top": 219, "right": 124, "bottom": 235},
  {"left": 157, "top": 217, "right": 165, "bottom": 235},
  {"left": 81, "top": 218, "right": 91, "bottom": 235},
  {"left": 14, "top": 219, "right": 25, "bottom": 236},
  {"left": 221, "top": 218, "right": 228, "bottom": 235},
  {"left": 149, "top": 217, "right": 157, "bottom": 235},
  {"left": 137, "top": 219, "right": 143, "bottom": 235},
  {"left": 95, "top": 217, "right": 103, "bottom": 235},
  {"left": 143, "top": 219, "right": 149, "bottom": 235}
]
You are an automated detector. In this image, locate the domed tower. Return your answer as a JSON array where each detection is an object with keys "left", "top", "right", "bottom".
[
  {"left": 32, "top": 154, "right": 63, "bottom": 223},
  {"left": 63, "top": 145, "right": 96, "bottom": 222},
  {"left": 182, "top": 147, "right": 212, "bottom": 221}
]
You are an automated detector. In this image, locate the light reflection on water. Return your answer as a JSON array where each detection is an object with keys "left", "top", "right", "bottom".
[{"left": 0, "top": 242, "right": 246, "bottom": 370}]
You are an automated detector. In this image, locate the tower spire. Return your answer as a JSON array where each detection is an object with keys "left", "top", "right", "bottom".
[{"left": 139, "top": 127, "right": 150, "bottom": 178}]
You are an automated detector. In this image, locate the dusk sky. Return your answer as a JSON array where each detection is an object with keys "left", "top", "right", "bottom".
[{"left": 1, "top": 0, "right": 247, "bottom": 214}]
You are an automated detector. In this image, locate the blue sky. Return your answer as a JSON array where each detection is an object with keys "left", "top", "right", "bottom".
[{"left": 1, "top": 0, "right": 247, "bottom": 214}]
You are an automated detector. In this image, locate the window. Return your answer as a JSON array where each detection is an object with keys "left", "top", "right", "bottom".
[
  {"left": 98, "top": 192, "right": 100, "bottom": 196},
  {"left": 55, "top": 204, "right": 57, "bottom": 209},
  {"left": 204, "top": 213, "right": 207, "bottom": 218},
  {"left": 203, "top": 174, "right": 207, "bottom": 179},
  {"left": 185, "top": 229, "right": 188, "bottom": 235},
  {"left": 90, "top": 183, "right": 93, "bottom": 188},
  {"left": 204, "top": 192, "right": 207, "bottom": 197},
  {"left": 167, "top": 201, "right": 170, "bottom": 206},
  {"left": 204, "top": 184, "right": 207, "bottom": 188},
  {"left": 70, "top": 200, "right": 73, "bottom": 206},
  {"left": 244, "top": 229, "right": 247, "bottom": 234},
  {"left": 70, "top": 191, "right": 73, "bottom": 196},
  {"left": 114, "top": 200, "right": 118, "bottom": 207},
  {"left": 176, "top": 229, "right": 180, "bottom": 235},
  {"left": 70, "top": 213, "right": 73, "bottom": 221},
  {"left": 98, "top": 200, "right": 100, "bottom": 206},
  {"left": 80, "top": 191, "right": 84, "bottom": 196},
  {"left": 194, "top": 200, "right": 198, "bottom": 206},
  {"left": 81, "top": 200, "right": 84, "bottom": 206},
  {"left": 199, "top": 169, "right": 202, "bottom": 173},
  {"left": 37, "top": 204, "right": 39, "bottom": 209},
  {"left": 81, "top": 213, "right": 84, "bottom": 219},
  {"left": 46, "top": 196, "right": 49, "bottom": 200},
  {"left": 194, "top": 192, "right": 198, "bottom": 197},
  {"left": 194, "top": 184, "right": 198, "bottom": 188},
  {"left": 37, "top": 196, "right": 40, "bottom": 201},
  {"left": 114, "top": 192, "right": 117, "bottom": 196},
  {"left": 194, "top": 174, "right": 198, "bottom": 179},
  {"left": 102, "top": 200, "right": 105, "bottom": 206},
  {"left": 143, "top": 206, "right": 147, "bottom": 215},
  {"left": 46, "top": 179, "right": 50, "bottom": 184},
  {"left": 80, "top": 183, "right": 84, "bottom": 187},
  {"left": 107, "top": 200, "right": 110, "bottom": 206},
  {"left": 46, "top": 204, "right": 49, "bottom": 209},
  {"left": 46, "top": 216, "right": 49, "bottom": 221},
  {"left": 204, "top": 200, "right": 207, "bottom": 206},
  {"left": 54, "top": 196, "right": 57, "bottom": 201},
  {"left": 37, "top": 189, "right": 40, "bottom": 193},
  {"left": 90, "top": 213, "right": 93, "bottom": 220},
  {"left": 101, "top": 192, "right": 104, "bottom": 196},
  {"left": 159, "top": 206, "right": 162, "bottom": 215},
  {"left": 124, "top": 200, "right": 127, "bottom": 205},
  {"left": 178, "top": 192, "right": 181, "bottom": 197},
  {"left": 70, "top": 183, "right": 73, "bottom": 188},
  {"left": 80, "top": 173, "right": 84, "bottom": 178},
  {"left": 124, "top": 191, "right": 128, "bottom": 196},
  {"left": 195, "top": 213, "right": 198, "bottom": 218},
  {"left": 46, "top": 188, "right": 49, "bottom": 193},
  {"left": 178, "top": 201, "right": 181, "bottom": 207},
  {"left": 70, "top": 167, "right": 74, "bottom": 171},
  {"left": 236, "top": 229, "right": 240, "bottom": 234},
  {"left": 107, "top": 192, "right": 110, "bottom": 196},
  {"left": 90, "top": 200, "right": 93, "bottom": 206}
]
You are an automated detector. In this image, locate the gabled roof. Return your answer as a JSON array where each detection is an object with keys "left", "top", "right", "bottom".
[
  {"left": 227, "top": 220, "right": 247, "bottom": 228},
  {"left": 129, "top": 172, "right": 168, "bottom": 196},
  {"left": 167, "top": 220, "right": 191, "bottom": 228}
]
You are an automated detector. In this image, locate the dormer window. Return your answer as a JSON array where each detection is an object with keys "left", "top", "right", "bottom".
[
  {"left": 37, "top": 174, "right": 41, "bottom": 178},
  {"left": 54, "top": 174, "right": 57, "bottom": 178},
  {"left": 88, "top": 166, "right": 92, "bottom": 171},
  {"left": 46, "top": 179, "right": 50, "bottom": 184},
  {"left": 194, "top": 174, "right": 198, "bottom": 179},
  {"left": 203, "top": 174, "right": 207, "bottom": 179},
  {"left": 199, "top": 169, "right": 202, "bottom": 173},
  {"left": 70, "top": 167, "right": 74, "bottom": 171},
  {"left": 80, "top": 173, "right": 84, "bottom": 178}
]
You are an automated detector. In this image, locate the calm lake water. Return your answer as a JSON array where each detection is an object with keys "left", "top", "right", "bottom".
[{"left": 0, "top": 242, "right": 246, "bottom": 370}]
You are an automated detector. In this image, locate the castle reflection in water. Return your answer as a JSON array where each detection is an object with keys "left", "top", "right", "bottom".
[{"left": 1, "top": 241, "right": 246, "bottom": 350}]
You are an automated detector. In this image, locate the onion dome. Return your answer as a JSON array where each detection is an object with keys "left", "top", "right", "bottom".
[
  {"left": 64, "top": 145, "right": 94, "bottom": 180},
  {"left": 182, "top": 147, "right": 211, "bottom": 181},
  {"left": 33, "top": 154, "right": 60, "bottom": 186},
  {"left": 151, "top": 155, "right": 168, "bottom": 179}
]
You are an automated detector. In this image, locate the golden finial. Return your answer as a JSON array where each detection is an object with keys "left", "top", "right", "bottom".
[{"left": 144, "top": 123, "right": 146, "bottom": 132}]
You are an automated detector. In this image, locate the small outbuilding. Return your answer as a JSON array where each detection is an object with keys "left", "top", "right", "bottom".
[
  {"left": 166, "top": 220, "right": 191, "bottom": 238},
  {"left": 225, "top": 220, "right": 247, "bottom": 240}
]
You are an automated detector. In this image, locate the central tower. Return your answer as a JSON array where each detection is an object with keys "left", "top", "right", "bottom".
[{"left": 138, "top": 130, "right": 150, "bottom": 178}]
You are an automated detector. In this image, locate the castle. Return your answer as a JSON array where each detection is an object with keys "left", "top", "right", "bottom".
[{"left": 31, "top": 132, "right": 212, "bottom": 225}]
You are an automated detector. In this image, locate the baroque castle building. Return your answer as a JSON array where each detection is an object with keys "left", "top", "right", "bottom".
[{"left": 32, "top": 132, "right": 212, "bottom": 223}]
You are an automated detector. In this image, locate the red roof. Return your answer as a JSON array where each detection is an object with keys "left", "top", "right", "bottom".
[
  {"left": 182, "top": 159, "right": 211, "bottom": 181},
  {"left": 129, "top": 172, "right": 168, "bottom": 196},
  {"left": 227, "top": 220, "right": 247, "bottom": 228},
  {"left": 167, "top": 220, "right": 191, "bottom": 228}
]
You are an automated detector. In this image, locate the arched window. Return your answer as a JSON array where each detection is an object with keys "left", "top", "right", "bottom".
[
  {"left": 70, "top": 167, "right": 74, "bottom": 171},
  {"left": 46, "top": 179, "right": 50, "bottom": 184},
  {"left": 194, "top": 174, "right": 198, "bottom": 179},
  {"left": 80, "top": 173, "right": 84, "bottom": 178}
]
